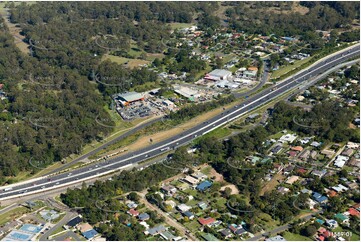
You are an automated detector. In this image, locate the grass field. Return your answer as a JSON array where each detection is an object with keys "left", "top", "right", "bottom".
[
  {"left": 283, "top": 231, "right": 312, "bottom": 241},
  {"left": 168, "top": 22, "right": 195, "bottom": 30},
  {"left": 102, "top": 54, "right": 150, "bottom": 69},
  {"left": 271, "top": 57, "right": 312, "bottom": 79},
  {"left": 0, "top": 206, "right": 29, "bottom": 226}
]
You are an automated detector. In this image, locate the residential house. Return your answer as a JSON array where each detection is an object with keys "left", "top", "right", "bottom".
[
  {"left": 127, "top": 201, "right": 138, "bottom": 209},
  {"left": 288, "top": 151, "right": 298, "bottom": 158},
  {"left": 228, "top": 224, "right": 246, "bottom": 236},
  {"left": 321, "top": 149, "right": 335, "bottom": 159},
  {"left": 316, "top": 219, "right": 325, "bottom": 225},
  {"left": 285, "top": 175, "right": 300, "bottom": 185},
  {"left": 182, "top": 176, "right": 198, "bottom": 186},
  {"left": 346, "top": 142, "right": 359, "bottom": 149},
  {"left": 127, "top": 209, "right": 139, "bottom": 217},
  {"left": 191, "top": 172, "right": 207, "bottom": 181},
  {"left": 283, "top": 165, "right": 294, "bottom": 175},
  {"left": 334, "top": 155, "right": 349, "bottom": 168},
  {"left": 291, "top": 146, "right": 303, "bottom": 152},
  {"left": 160, "top": 231, "right": 176, "bottom": 241},
  {"left": 325, "top": 219, "right": 338, "bottom": 229},
  {"left": 66, "top": 216, "right": 82, "bottom": 227},
  {"left": 183, "top": 211, "right": 194, "bottom": 220},
  {"left": 279, "top": 134, "right": 297, "bottom": 143},
  {"left": 266, "top": 235, "right": 286, "bottom": 241},
  {"left": 277, "top": 187, "right": 290, "bottom": 195},
  {"left": 342, "top": 149, "right": 354, "bottom": 157},
  {"left": 77, "top": 223, "right": 93, "bottom": 233},
  {"left": 311, "top": 169, "right": 327, "bottom": 178},
  {"left": 145, "top": 225, "right": 167, "bottom": 236},
  {"left": 198, "top": 202, "right": 208, "bottom": 210},
  {"left": 332, "top": 184, "right": 348, "bottom": 193},
  {"left": 334, "top": 213, "right": 349, "bottom": 224},
  {"left": 138, "top": 213, "right": 150, "bottom": 221},
  {"left": 161, "top": 185, "right": 177, "bottom": 196},
  {"left": 310, "top": 150, "right": 318, "bottom": 159},
  {"left": 177, "top": 204, "right": 191, "bottom": 213},
  {"left": 164, "top": 200, "right": 176, "bottom": 209},
  {"left": 301, "top": 188, "right": 311, "bottom": 194},
  {"left": 196, "top": 180, "right": 212, "bottom": 192},
  {"left": 347, "top": 157, "right": 360, "bottom": 167},
  {"left": 220, "top": 229, "right": 233, "bottom": 239},
  {"left": 313, "top": 192, "right": 328, "bottom": 204},
  {"left": 198, "top": 217, "right": 216, "bottom": 227},
  {"left": 311, "top": 141, "right": 322, "bottom": 147},
  {"left": 176, "top": 182, "right": 189, "bottom": 191},
  {"left": 201, "top": 233, "right": 219, "bottom": 241},
  {"left": 348, "top": 208, "right": 360, "bottom": 217},
  {"left": 299, "top": 150, "right": 311, "bottom": 161},
  {"left": 270, "top": 145, "right": 283, "bottom": 154},
  {"left": 82, "top": 229, "right": 99, "bottom": 240},
  {"left": 328, "top": 190, "right": 338, "bottom": 198}
]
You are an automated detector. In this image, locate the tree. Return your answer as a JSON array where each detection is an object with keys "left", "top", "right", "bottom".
[
  {"left": 302, "top": 225, "right": 317, "bottom": 237},
  {"left": 215, "top": 58, "right": 223, "bottom": 69},
  {"left": 223, "top": 187, "right": 232, "bottom": 199},
  {"left": 153, "top": 58, "right": 161, "bottom": 67}
]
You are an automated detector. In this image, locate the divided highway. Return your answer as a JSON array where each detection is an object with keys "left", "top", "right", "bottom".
[{"left": 0, "top": 44, "right": 359, "bottom": 201}]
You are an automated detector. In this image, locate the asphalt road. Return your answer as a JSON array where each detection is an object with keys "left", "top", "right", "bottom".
[{"left": 0, "top": 44, "right": 359, "bottom": 202}]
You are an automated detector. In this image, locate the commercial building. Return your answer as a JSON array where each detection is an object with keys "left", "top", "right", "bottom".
[
  {"left": 205, "top": 69, "right": 232, "bottom": 81},
  {"left": 114, "top": 92, "right": 144, "bottom": 107}
]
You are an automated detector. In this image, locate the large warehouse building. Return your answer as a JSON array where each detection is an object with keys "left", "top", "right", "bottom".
[
  {"left": 114, "top": 92, "right": 144, "bottom": 107},
  {"left": 204, "top": 69, "right": 232, "bottom": 81}
]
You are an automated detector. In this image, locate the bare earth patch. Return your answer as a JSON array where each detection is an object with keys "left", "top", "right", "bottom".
[
  {"left": 260, "top": 172, "right": 285, "bottom": 196},
  {"left": 220, "top": 185, "right": 239, "bottom": 195},
  {"left": 349, "top": 123, "right": 356, "bottom": 129},
  {"left": 208, "top": 166, "right": 224, "bottom": 182}
]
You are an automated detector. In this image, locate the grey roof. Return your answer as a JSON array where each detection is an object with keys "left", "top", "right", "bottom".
[
  {"left": 148, "top": 225, "right": 166, "bottom": 235},
  {"left": 117, "top": 92, "right": 143, "bottom": 102},
  {"left": 208, "top": 69, "right": 232, "bottom": 78}
]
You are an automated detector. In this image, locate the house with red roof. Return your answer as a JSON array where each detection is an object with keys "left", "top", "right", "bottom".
[
  {"left": 297, "top": 168, "right": 308, "bottom": 174},
  {"left": 288, "top": 151, "right": 298, "bottom": 157},
  {"left": 328, "top": 190, "right": 338, "bottom": 198},
  {"left": 291, "top": 146, "right": 304, "bottom": 152},
  {"left": 198, "top": 217, "right": 216, "bottom": 226},
  {"left": 127, "top": 208, "right": 139, "bottom": 217},
  {"left": 348, "top": 208, "right": 360, "bottom": 217}
]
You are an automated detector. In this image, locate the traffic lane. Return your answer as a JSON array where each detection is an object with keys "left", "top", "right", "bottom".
[{"left": 0, "top": 48, "right": 359, "bottom": 199}]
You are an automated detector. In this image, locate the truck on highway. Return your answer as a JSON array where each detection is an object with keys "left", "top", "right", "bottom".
[
  {"left": 160, "top": 147, "right": 170, "bottom": 151},
  {"left": 3, "top": 187, "right": 13, "bottom": 192}
]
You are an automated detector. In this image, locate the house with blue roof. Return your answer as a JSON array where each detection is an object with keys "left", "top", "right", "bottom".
[
  {"left": 138, "top": 213, "right": 150, "bottom": 221},
  {"left": 312, "top": 192, "right": 328, "bottom": 204},
  {"left": 183, "top": 211, "right": 194, "bottom": 220},
  {"left": 316, "top": 219, "right": 325, "bottom": 225},
  {"left": 82, "top": 229, "right": 98, "bottom": 240},
  {"left": 196, "top": 180, "right": 212, "bottom": 192}
]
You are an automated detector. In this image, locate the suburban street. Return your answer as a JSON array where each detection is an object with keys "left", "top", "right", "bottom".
[{"left": 0, "top": 44, "right": 359, "bottom": 202}]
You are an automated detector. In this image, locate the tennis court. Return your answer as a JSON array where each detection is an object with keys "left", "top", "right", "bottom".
[
  {"left": 19, "top": 224, "right": 43, "bottom": 234},
  {"left": 2, "top": 230, "right": 35, "bottom": 241}
]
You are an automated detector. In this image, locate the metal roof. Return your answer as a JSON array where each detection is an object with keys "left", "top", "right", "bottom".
[{"left": 117, "top": 92, "right": 143, "bottom": 102}]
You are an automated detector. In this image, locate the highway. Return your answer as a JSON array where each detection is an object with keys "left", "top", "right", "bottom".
[{"left": 0, "top": 44, "right": 359, "bottom": 201}]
